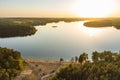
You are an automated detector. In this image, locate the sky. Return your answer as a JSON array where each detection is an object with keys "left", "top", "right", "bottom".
[{"left": 0, "top": 0, "right": 120, "bottom": 18}]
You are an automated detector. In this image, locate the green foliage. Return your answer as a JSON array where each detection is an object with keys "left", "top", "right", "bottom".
[
  {"left": 52, "top": 51, "right": 120, "bottom": 80},
  {"left": 60, "top": 58, "right": 64, "bottom": 62},
  {"left": 1, "top": 18, "right": 120, "bottom": 38},
  {"left": 51, "top": 64, "right": 81, "bottom": 80},
  {"left": 0, "top": 18, "right": 88, "bottom": 38},
  {"left": 79, "top": 52, "right": 88, "bottom": 63},
  {"left": 0, "top": 20, "right": 37, "bottom": 38},
  {"left": 84, "top": 19, "right": 120, "bottom": 29},
  {"left": 0, "top": 47, "right": 25, "bottom": 80},
  {"left": 92, "top": 51, "right": 100, "bottom": 62},
  {"left": 84, "top": 20, "right": 112, "bottom": 27},
  {"left": 75, "top": 56, "right": 78, "bottom": 62},
  {"left": 92, "top": 51, "right": 118, "bottom": 62}
]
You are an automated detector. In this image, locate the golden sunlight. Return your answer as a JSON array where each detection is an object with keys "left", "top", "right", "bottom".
[
  {"left": 80, "top": 26, "right": 103, "bottom": 37},
  {"left": 76, "top": 22, "right": 104, "bottom": 37},
  {"left": 72, "top": 0, "right": 115, "bottom": 18}
]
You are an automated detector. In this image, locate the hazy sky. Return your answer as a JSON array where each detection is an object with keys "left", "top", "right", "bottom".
[{"left": 0, "top": 0, "right": 120, "bottom": 17}]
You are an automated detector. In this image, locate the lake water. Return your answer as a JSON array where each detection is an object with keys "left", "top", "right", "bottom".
[{"left": 0, "top": 21, "right": 120, "bottom": 60}]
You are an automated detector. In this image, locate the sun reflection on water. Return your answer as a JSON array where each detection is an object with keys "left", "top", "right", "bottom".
[{"left": 76, "top": 22, "right": 105, "bottom": 37}]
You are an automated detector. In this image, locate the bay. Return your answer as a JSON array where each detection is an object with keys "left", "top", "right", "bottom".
[{"left": 0, "top": 21, "right": 120, "bottom": 60}]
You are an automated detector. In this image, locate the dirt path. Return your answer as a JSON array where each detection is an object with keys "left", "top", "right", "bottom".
[{"left": 15, "top": 59, "right": 70, "bottom": 80}]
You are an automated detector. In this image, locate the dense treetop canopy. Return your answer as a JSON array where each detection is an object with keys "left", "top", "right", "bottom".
[
  {"left": 51, "top": 51, "right": 120, "bottom": 80},
  {"left": 0, "top": 47, "right": 25, "bottom": 80}
]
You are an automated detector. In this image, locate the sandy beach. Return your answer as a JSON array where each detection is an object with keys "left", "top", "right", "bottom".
[{"left": 14, "top": 58, "right": 70, "bottom": 80}]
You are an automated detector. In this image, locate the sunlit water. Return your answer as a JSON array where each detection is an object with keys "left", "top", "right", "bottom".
[{"left": 0, "top": 21, "right": 120, "bottom": 60}]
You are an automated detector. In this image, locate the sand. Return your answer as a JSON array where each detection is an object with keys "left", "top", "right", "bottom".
[{"left": 14, "top": 58, "right": 70, "bottom": 80}]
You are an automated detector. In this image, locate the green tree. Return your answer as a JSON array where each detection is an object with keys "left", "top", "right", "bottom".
[
  {"left": 60, "top": 58, "right": 64, "bottom": 62},
  {"left": 51, "top": 51, "right": 120, "bottom": 80},
  {"left": 0, "top": 47, "right": 25, "bottom": 80},
  {"left": 92, "top": 51, "right": 100, "bottom": 62},
  {"left": 79, "top": 52, "right": 88, "bottom": 63},
  {"left": 75, "top": 56, "right": 78, "bottom": 63}
]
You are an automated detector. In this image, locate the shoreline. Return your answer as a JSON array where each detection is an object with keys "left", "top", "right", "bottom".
[
  {"left": 24, "top": 58, "right": 70, "bottom": 63},
  {"left": 15, "top": 58, "right": 71, "bottom": 80}
]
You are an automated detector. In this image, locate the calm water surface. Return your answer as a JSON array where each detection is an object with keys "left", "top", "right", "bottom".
[{"left": 0, "top": 21, "right": 120, "bottom": 60}]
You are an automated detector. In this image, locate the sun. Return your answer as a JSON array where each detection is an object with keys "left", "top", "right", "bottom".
[{"left": 72, "top": 0, "right": 115, "bottom": 18}]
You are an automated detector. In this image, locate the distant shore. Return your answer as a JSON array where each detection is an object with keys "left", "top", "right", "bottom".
[{"left": 84, "top": 19, "right": 120, "bottom": 29}]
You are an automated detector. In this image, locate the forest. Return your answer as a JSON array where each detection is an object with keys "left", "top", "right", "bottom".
[
  {"left": 0, "top": 47, "right": 25, "bottom": 80},
  {"left": 1, "top": 18, "right": 120, "bottom": 38},
  {"left": 0, "top": 18, "right": 98, "bottom": 38},
  {"left": 0, "top": 19, "right": 37, "bottom": 38},
  {"left": 51, "top": 51, "right": 120, "bottom": 80},
  {"left": 84, "top": 18, "right": 120, "bottom": 29}
]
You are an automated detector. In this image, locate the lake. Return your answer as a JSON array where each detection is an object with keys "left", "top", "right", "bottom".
[{"left": 0, "top": 21, "right": 120, "bottom": 60}]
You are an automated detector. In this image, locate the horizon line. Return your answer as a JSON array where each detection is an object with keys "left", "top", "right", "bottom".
[{"left": 0, "top": 16, "right": 120, "bottom": 19}]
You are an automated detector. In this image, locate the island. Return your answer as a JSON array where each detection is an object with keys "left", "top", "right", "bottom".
[{"left": 84, "top": 18, "right": 120, "bottom": 29}]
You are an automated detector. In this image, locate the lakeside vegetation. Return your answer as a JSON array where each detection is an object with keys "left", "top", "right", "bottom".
[
  {"left": 1, "top": 18, "right": 120, "bottom": 38},
  {"left": 0, "top": 22, "right": 37, "bottom": 38},
  {"left": 0, "top": 18, "right": 95, "bottom": 38},
  {"left": 0, "top": 19, "right": 37, "bottom": 38},
  {"left": 84, "top": 18, "right": 120, "bottom": 29},
  {"left": 1, "top": 47, "right": 120, "bottom": 80},
  {"left": 1, "top": 18, "right": 88, "bottom": 26},
  {"left": 51, "top": 51, "right": 120, "bottom": 80},
  {"left": 0, "top": 47, "right": 25, "bottom": 80}
]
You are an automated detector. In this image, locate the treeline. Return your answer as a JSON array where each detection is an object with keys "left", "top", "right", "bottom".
[
  {"left": 1, "top": 18, "right": 120, "bottom": 38},
  {"left": 51, "top": 51, "right": 120, "bottom": 80},
  {"left": 0, "top": 20, "right": 37, "bottom": 38},
  {"left": 0, "top": 47, "right": 25, "bottom": 80},
  {"left": 84, "top": 20, "right": 112, "bottom": 27},
  {"left": 0, "top": 18, "right": 88, "bottom": 38},
  {"left": 84, "top": 19, "right": 120, "bottom": 29},
  {"left": 1, "top": 18, "right": 88, "bottom": 26}
]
